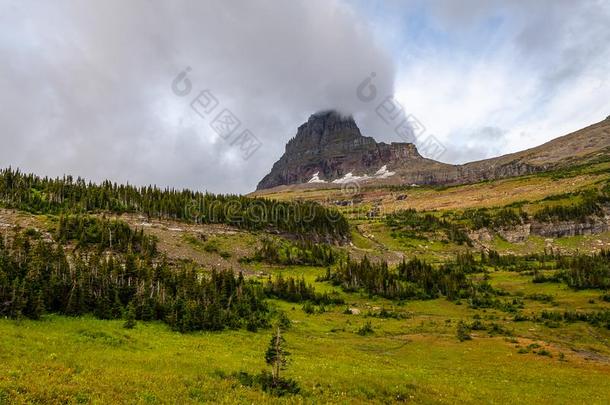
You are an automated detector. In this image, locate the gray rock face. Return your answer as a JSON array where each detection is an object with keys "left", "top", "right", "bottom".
[
  {"left": 256, "top": 111, "right": 423, "bottom": 190},
  {"left": 497, "top": 225, "right": 531, "bottom": 243},
  {"left": 257, "top": 110, "right": 610, "bottom": 191},
  {"left": 487, "top": 211, "right": 609, "bottom": 240},
  {"left": 469, "top": 214, "right": 610, "bottom": 247},
  {"left": 530, "top": 218, "right": 610, "bottom": 238}
]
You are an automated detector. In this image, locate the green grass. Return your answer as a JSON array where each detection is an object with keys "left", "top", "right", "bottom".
[
  {"left": 2, "top": 265, "right": 610, "bottom": 404},
  {"left": 182, "top": 233, "right": 257, "bottom": 260},
  {"left": 4, "top": 162, "right": 610, "bottom": 403},
  {"left": 350, "top": 227, "right": 376, "bottom": 250}
]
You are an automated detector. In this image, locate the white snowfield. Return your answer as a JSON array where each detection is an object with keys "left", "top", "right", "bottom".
[
  {"left": 307, "top": 171, "right": 326, "bottom": 183},
  {"left": 332, "top": 172, "right": 369, "bottom": 184},
  {"left": 307, "top": 165, "right": 396, "bottom": 184},
  {"left": 374, "top": 165, "right": 396, "bottom": 178}
]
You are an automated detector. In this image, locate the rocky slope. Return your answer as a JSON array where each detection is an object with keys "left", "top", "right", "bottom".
[
  {"left": 470, "top": 213, "right": 610, "bottom": 245},
  {"left": 256, "top": 111, "right": 451, "bottom": 190},
  {"left": 257, "top": 112, "right": 610, "bottom": 191}
]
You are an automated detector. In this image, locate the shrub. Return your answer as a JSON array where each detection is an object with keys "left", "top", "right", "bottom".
[
  {"left": 203, "top": 240, "right": 220, "bottom": 253},
  {"left": 456, "top": 321, "right": 472, "bottom": 342},
  {"left": 234, "top": 371, "right": 300, "bottom": 397},
  {"left": 537, "top": 349, "right": 552, "bottom": 357},
  {"left": 469, "top": 320, "right": 486, "bottom": 331},
  {"left": 356, "top": 321, "right": 374, "bottom": 336},
  {"left": 302, "top": 302, "right": 315, "bottom": 315},
  {"left": 526, "top": 293, "right": 555, "bottom": 303},
  {"left": 366, "top": 308, "right": 406, "bottom": 319}
]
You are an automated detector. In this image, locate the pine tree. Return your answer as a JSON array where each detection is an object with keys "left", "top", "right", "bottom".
[
  {"left": 265, "top": 326, "right": 290, "bottom": 385},
  {"left": 123, "top": 302, "right": 137, "bottom": 329},
  {"left": 456, "top": 320, "right": 472, "bottom": 342},
  {"left": 277, "top": 312, "right": 291, "bottom": 331},
  {"left": 32, "top": 290, "right": 45, "bottom": 320}
]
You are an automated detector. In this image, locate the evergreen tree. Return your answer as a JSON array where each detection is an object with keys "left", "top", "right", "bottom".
[
  {"left": 456, "top": 320, "right": 472, "bottom": 342},
  {"left": 123, "top": 302, "right": 137, "bottom": 329},
  {"left": 31, "top": 290, "right": 45, "bottom": 320},
  {"left": 265, "top": 326, "right": 291, "bottom": 386},
  {"left": 277, "top": 312, "right": 291, "bottom": 331}
]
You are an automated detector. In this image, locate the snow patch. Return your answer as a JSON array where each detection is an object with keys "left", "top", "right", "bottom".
[
  {"left": 331, "top": 166, "right": 396, "bottom": 184},
  {"left": 332, "top": 172, "right": 370, "bottom": 184},
  {"left": 374, "top": 165, "right": 395, "bottom": 179},
  {"left": 308, "top": 171, "right": 326, "bottom": 183}
]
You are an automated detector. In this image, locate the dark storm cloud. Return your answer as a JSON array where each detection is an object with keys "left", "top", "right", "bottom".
[{"left": 0, "top": 0, "right": 395, "bottom": 193}]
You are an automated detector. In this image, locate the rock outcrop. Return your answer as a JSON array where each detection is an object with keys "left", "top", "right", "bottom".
[
  {"left": 257, "top": 111, "right": 610, "bottom": 191},
  {"left": 257, "top": 111, "right": 431, "bottom": 190},
  {"left": 469, "top": 212, "right": 610, "bottom": 244},
  {"left": 530, "top": 218, "right": 610, "bottom": 238}
]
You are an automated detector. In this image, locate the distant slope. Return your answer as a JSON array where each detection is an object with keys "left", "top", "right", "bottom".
[
  {"left": 458, "top": 118, "right": 610, "bottom": 181},
  {"left": 256, "top": 113, "right": 610, "bottom": 192}
]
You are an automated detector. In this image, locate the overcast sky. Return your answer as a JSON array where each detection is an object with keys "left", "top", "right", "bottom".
[{"left": 1, "top": 0, "right": 609, "bottom": 193}]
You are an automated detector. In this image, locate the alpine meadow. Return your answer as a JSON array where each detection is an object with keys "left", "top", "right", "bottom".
[{"left": 1, "top": 1, "right": 610, "bottom": 404}]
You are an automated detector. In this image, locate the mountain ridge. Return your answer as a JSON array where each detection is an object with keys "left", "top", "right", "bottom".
[{"left": 256, "top": 111, "right": 610, "bottom": 191}]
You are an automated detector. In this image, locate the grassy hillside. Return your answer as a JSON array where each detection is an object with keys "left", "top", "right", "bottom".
[
  {"left": 1, "top": 270, "right": 609, "bottom": 404},
  {"left": 253, "top": 161, "right": 610, "bottom": 212},
  {"left": 2, "top": 165, "right": 610, "bottom": 404}
]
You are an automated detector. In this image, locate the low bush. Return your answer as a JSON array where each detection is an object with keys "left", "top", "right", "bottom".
[
  {"left": 234, "top": 371, "right": 300, "bottom": 397},
  {"left": 356, "top": 321, "right": 374, "bottom": 336}
]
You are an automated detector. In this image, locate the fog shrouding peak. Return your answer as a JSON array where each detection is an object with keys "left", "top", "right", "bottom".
[{"left": 0, "top": 0, "right": 395, "bottom": 193}]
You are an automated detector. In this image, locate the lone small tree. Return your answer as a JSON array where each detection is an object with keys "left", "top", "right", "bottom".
[
  {"left": 123, "top": 302, "right": 137, "bottom": 329},
  {"left": 265, "top": 326, "right": 290, "bottom": 386},
  {"left": 456, "top": 320, "right": 471, "bottom": 342}
]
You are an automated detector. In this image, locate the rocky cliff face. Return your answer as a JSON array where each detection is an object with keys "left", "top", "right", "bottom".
[
  {"left": 257, "top": 111, "right": 610, "bottom": 191},
  {"left": 256, "top": 111, "right": 424, "bottom": 190},
  {"left": 469, "top": 213, "right": 610, "bottom": 245},
  {"left": 530, "top": 217, "right": 610, "bottom": 238}
]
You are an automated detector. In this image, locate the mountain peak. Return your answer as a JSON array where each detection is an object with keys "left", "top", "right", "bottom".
[
  {"left": 309, "top": 109, "right": 347, "bottom": 119},
  {"left": 286, "top": 111, "right": 362, "bottom": 153},
  {"left": 256, "top": 111, "right": 421, "bottom": 190}
]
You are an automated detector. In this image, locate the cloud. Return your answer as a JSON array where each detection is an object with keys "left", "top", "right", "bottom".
[
  {"left": 0, "top": 0, "right": 394, "bottom": 193},
  {"left": 387, "top": 0, "right": 610, "bottom": 162},
  {"left": 1, "top": 0, "right": 608, "bottom": 191}
]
